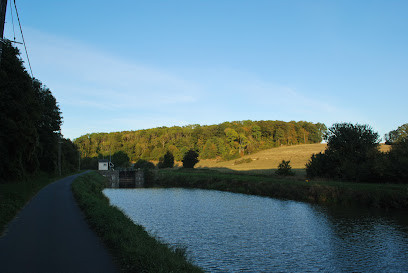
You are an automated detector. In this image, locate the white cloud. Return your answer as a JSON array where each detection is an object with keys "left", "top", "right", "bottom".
[{"left": 17, "top": 28, "right": 355, "bottom": 139}]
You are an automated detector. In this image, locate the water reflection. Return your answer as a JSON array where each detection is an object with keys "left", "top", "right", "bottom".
[{"left": 104, "top": 188, "right": 408, "bottom": 272}]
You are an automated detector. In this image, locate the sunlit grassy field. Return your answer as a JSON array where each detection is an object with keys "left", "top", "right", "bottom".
[{"left": 195, "top": 143, "right": 391, "bottom": 176}]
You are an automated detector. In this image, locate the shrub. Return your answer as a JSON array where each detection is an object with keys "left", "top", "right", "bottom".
[
  {"left": 182, "top": 150, "right": 199, "bottom": 168},
  {"left": 275, "top": 160, "right": 295, "bottom": 176},
  {"left": 234, "top": 158, "right": 252, "bottom": 165},
  {"left": 306, "top": 152, "right": 335, "bottom": 178},
  {"left": 306, "top": 123, "right": 381, "bottom": 182},
  {"left": 134, "top": 159, "right": 155, "bottom": 169},
  {"left": 111, "top": 151, "right": 130, "bottom": 168},
  {"left": 158, "top": 151, "right": 175, "bottom": 169},
  {"left": 387, "top": 137, "right": 408, "bottom": 183}
]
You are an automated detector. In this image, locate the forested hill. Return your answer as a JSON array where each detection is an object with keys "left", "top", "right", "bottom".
[{"left": 74, "top": 120, "right": 326, "bottom": 162}]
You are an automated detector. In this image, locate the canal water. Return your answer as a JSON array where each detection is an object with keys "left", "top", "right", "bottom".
[{"left": 103, "top": 188, "right": 408, "bottom": 272}]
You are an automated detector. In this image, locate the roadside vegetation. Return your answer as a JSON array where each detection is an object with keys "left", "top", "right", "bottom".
[
  {"left": 71, "top": 172, "right": 203, "bottom": 273},
  {"left": 154, "top": 168, "right": 408, "bottom": 209},
  {"left": 1, "top": 41, "right": 81, "bottom": 235},
  {"left": 0, "top": 42, "right": 79, "bottom": 183}
]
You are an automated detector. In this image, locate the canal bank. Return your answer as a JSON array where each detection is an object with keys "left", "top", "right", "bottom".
[
  {"left": 71, "top": 171, "right": 203, "bottom": 273},
  {"left": 72, "top": 171, "right": 408, "bottom": 272},
  {"left": 154, "top": 169, "right": 408, "bottom": 209}
]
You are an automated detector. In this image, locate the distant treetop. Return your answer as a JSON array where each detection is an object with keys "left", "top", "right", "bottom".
[{"left": 74, "top": 120, "right": 326, "bottom": 162}]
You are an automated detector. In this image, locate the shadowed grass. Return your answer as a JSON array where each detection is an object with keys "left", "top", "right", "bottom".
[
  {"left": 155, "top": 168, "right": 408, "bottom": 209},
  {"left": 0, "top": 171, "right": 82, "bottom": 235},
  {"left": 71, "top": 171, "right": 203, "bottom": 273}
]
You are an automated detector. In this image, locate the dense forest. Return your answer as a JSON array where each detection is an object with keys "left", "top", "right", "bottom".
[
  {"left": 74, "top": 120, "right": 327, "bottom": 164},
  {"left": 0, "top": 41, "right": 78, "bottom": 182}
]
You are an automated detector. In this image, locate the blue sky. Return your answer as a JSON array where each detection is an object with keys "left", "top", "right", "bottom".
[{"left": 3, "top": 0, "right": 408, "bottom": 140}]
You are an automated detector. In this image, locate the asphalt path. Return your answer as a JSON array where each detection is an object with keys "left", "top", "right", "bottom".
[{"left": 0, "top": 172, "right": 119, "bottom": 273}]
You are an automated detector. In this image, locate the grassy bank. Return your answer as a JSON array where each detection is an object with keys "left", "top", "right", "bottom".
[
  {"left": 0, "top": 172, "right": 80, "bottom": 235},
  {"left": 71, "top": 172, "right": 203, "bottom": 273},
  {"left": 155, "top": 169, "right": 408, "bottom": 209}
]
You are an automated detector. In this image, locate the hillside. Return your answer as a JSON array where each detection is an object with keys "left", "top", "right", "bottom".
[
  {"left": 75, "top": 120, "right": 326, "bottom": 162},
  {"left": 196, "top": 143, "right": 391, "bottom": 174}
]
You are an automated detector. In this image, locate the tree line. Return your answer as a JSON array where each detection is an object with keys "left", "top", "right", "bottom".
[
  {"left": 0, "top": 42, "right": 78, "bottom": 183},
  {"left": 74, "top": 120, "right": 326, "bottom": 167},
  {"left": 306, "top": 122, "right": 408, "bottom": 183}
]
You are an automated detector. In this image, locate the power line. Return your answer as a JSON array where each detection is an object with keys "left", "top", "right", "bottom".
[
  {"left": 13, "top": 0, "right": 33, "bottom": 78},
  {"left": 9, "top": 0, "right": 15, "bottom": 41}
]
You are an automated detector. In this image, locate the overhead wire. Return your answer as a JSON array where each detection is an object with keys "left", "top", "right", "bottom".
[
  {"left": 9, "top": 0, "right": 16, "bottom": 41},
  {"left": 13, "top": 0, "right": 33, "bottom": 78}
]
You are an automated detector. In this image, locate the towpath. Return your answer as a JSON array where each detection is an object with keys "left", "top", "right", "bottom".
[{"left": 0, "top": 172, "right": 118, "bottom": 273}]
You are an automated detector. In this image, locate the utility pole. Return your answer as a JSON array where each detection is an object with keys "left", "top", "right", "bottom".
[
  {"left": 58, "top": 135, "right": 62, "bottom": 176},
  {"left": 0, "top": 0, "right": 8, "bottom": 67}
]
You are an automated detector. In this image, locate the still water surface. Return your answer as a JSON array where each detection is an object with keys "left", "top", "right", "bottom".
[{"left": 104, "top": 188, "right": 408, "bottom": 272}]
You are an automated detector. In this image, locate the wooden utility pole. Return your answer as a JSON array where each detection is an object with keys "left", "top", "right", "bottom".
[
  {"left": 0, "top": 0, "right": 8, "bottom": 67},
  {"left": 58, "top": 135, "right": 62, "bottom": 176}
]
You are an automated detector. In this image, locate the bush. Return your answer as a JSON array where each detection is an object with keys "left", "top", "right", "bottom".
[
  {"left": 275, "top": 160, "right": 295, "bottom": 176},
  {"left": 182, "top": 150, "right": 199, "bottom": 168},
  {"left": 143, "top": 168, "right": 155, "bottom": 187},
  {"left": 306, "top": 152, "right": 333, "bottom": 178},
  {"left": 134, "top": 159, "right": 155, "bottom": 169},
  {"left": 387, "top": 137, "right": 408, "bottom": 183},
  {"left": 111, "top": 151, "right": 130, "bottom": 168},
  {"left": 306, "top": 123, "right": 381, "bottom": 182},
  {"left": 234, "top": 158, "right": 252, "bottom": 165},
  {"left": 157, "top": 151, "right": 174, "bottom": 169}
]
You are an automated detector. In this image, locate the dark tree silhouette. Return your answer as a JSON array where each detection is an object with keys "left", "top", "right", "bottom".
[{"left": 182, "top": 150, "right": 199, "bottom": 168}]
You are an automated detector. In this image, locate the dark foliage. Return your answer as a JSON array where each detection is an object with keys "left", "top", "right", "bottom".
[
  {"left": 0, "top": 42, "right": 77, "bottom": 182},
  {"left": 386, "top": 137, "right": 408, "bottom": 183},
  {"left": 134, "top": 159, "right": 155, "bottom": 169},
  {"left": 275, "top": 160, "right": 295, "bottom": 176},
  {"left": 306, "top": 123, "right": 408, "bottom": 183},
  {"left": 80, "top": 157, "right": 99, "bottom": 170},
  {"left": 111, "top": 151, "right": 130, "bottom": 168},
  {"left": 61, "top": 139, "right": 80, "bottom": 173},
  {"left": 306, "top": 123, "right": 381, "bottom": 182},
  {"left": 133, "top": 159, "right": 156, "bottom": 186},
  {"left": 182, "top": 150, "right": 199, "bottom": 168},
  {"left": 385, "top": 124, "right": 408, "bottom": 145},
  {"left": 158, "top": 151, "right": 174, "bottom": 169}
]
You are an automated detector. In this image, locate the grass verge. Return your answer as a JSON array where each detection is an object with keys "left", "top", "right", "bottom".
[
  {"left": 71, "top": 171, "right": 203, "bottom": 273},
  {"left": 155, "top": 169, "right": 408, "bottom": 209},
  {"left": 0, "top": 171, "right": 81, "bottom": 235}
]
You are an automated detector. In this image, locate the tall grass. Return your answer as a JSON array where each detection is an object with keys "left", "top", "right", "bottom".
[
  {"left": 71, "top": 172, "right": 203, "bottom": 273},
  {"left": 155, "top": 169, "right": 408, "bottom": 209}
]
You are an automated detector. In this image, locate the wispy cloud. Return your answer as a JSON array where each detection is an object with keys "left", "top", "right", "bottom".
[{"left": 20, "top": 28, "right": 354, "bottom": 139}]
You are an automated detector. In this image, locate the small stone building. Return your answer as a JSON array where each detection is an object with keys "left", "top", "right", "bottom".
[{"left": 98, "top": 159, "right": 109, "bottom": 171}]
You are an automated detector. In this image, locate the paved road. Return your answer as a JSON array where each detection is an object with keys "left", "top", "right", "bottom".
[{"left": 0, "top": 172, "right": 119, "bottom": 273}]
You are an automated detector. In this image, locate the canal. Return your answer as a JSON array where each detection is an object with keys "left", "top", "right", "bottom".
[{"left": 103, "top": 188, "right": 408, "bottom": 272}]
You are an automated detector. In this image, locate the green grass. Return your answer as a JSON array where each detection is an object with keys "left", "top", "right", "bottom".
[
  {"left": 71, "top": 171, "right": 203, "bottom": 273},
  {"left": 155, "top": 168, "right": 408, "bottom": 209},
  {"left": 0, "top": 171, "right": 81, "bottom": 235}
]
